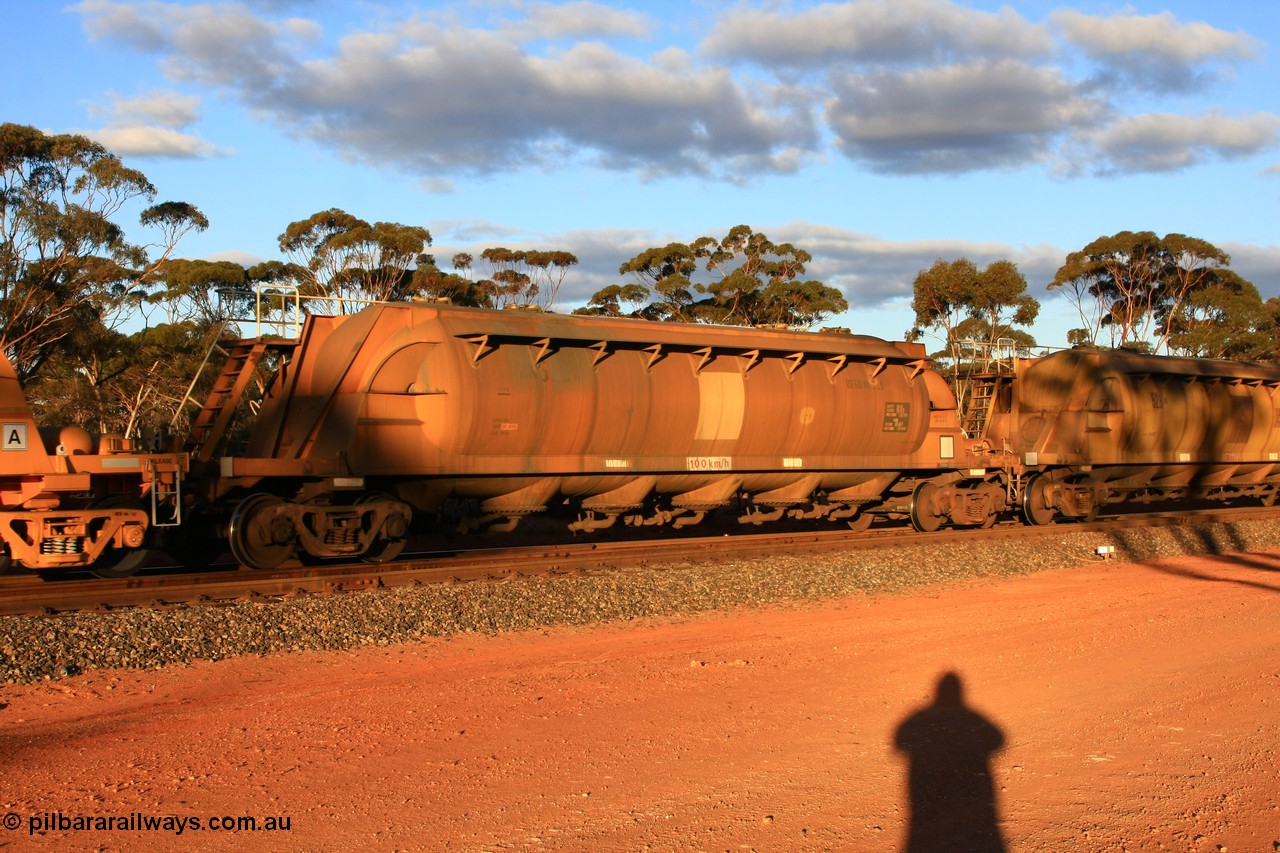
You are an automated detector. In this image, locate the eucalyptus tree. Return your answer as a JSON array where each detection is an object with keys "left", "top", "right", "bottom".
[
  {"left": 276, "top": 209, "right": 432, "bottom": 311},
  {"left": 0, "top": 122, "right": 207, "bottom": 381},
  {"left": 585, "top": 226, "right": 846, "bottom": 329},
  {"left": 1049, "top": 231, "right": 1233, "bottom": 353},
  {"left": 572, "top": 283, "right": 651, "bottom": 318},
  {"left": 609, "top": 242, "right": 699, "bottom": 321},
  {"left": 475, "top": 247, "right": 579, "bottom": 309},
  {"left": 1165, "top": 271, "right": 1274, "bottom": 360},
  {"left": 910, "top": 257, "right": 1039, "bottom": 369},
  {"left": 148, "top": 258, "right": 252, "bottom": 326}
]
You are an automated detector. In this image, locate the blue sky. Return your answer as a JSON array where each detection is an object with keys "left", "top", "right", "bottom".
[{"left": 6, "top": 0, "right": 1279, "bottom": 348}]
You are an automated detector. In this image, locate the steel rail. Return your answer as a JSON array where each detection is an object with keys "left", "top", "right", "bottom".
[{"left": 1, "top": 505, "right": 1276, "bottom": 616}]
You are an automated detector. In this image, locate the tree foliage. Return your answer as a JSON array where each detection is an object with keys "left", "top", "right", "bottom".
[
  {"left": 277, "top": 209, "right": 432, "bottom": 311},
  {"left": 580, "top": 226, "right": 846, "bottom": 329},
  {"left": 410, "top": 254, "right": 492, "bottom": 307},
  {"left": 410, "top": 249, "right": 580, "bottom": 310},
  {"left": 0, "top": 122, "right": 207, "bottom": 381},
  {"left": 608, "top": 243, "right": 698, "bottom": 321},
  {"left": 1049, "top": 231, "right": 1235, "bottom": 353},
  {"left": 25, "top": 320, "right": 215, "bottom": 438},
  {"left": 1164, "top": 272, "right": 1280, "bottom": 360},
  {"left": 148, "top": 258, "right": 252, "bottom": 326},
  {"left": 909, "top": 257, "right": 1039, "bottom": 367},
  {"left": 474, "top": 247, "right": 579, "bottom": 309},
  {"left": 21, "top": 121, "right": 1280, "bottom": 444}
]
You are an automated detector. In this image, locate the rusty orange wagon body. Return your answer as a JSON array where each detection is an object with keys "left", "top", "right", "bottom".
[{"left": 206, "top": 302, "right": 987, "bottom": 567}]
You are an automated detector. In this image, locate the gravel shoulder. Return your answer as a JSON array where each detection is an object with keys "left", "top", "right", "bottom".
[
  {"left": 1, "top": 523, "right": 1279, "bottom": 851},
  {"left": 2, "top": 518, "right": 1277, "bottom": 684}
]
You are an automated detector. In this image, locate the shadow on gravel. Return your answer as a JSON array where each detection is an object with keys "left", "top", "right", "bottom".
[
  {"left": 1137, "top": 559, "right": 1280, "bottom": 594},
  {"left": 893, "top": 671, "right": 1007, "bottom": 853},
  {"left": 1111, "top": 524, "right": 1280, "bottom": 593}
]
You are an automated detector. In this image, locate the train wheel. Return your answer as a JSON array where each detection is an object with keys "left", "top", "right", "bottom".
[
  {"left": 910, "top": 483, "right": 943, "bottom": 533},
  {"left": 358, "top": 492, "right": 409, "bottom": 564},
  {"left": 846, "top": 512, "right": 873, "bottom": 532},
  {"left": 363, "top": 540, "right": 406, "bottom": 564},
  {"left": 228, "top": 494, "right": 295, "bottom": 570},
  {"left": 1022, "top": 475, "right": 1057, "bottom": 526},
  {"left": 88, "top": 496, "right": 152, "bottom": 579}
]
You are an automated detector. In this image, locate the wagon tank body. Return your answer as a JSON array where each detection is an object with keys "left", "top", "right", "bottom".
[
  {"left": 215, "top": 302, "right": 980, "bottom": 566},
  {"left": 981, "top": 347, "right": 1280, "bottom": 522}
]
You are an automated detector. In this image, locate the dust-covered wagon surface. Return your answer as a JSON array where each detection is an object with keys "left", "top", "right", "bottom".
[{"left": 1, "top": 550, "right": 1279, "bottom": 852}]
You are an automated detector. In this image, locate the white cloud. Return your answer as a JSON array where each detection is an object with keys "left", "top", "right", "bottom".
[
  {"left": 430, "top": 219, "right": 526, "bottom": 243},
  {"left": 70, "top": 1, "right": 1279, "bottom": 181},
  {"left": 84, "top": 124, "right": 228, "bottom": 157},
  {"left": 700, "top": 0, "right": 1050, "bottom": 67},
  {"left": 89, "top": 90, "right": 201, "bottom": 128},
  {"left": 79, "top": 0, "right": 309, "bottom": 89},
  {"left": 254, "top": 20, "right": 817, "bottom": 179},
  {"left": 1223, "top": 242, "right": 1280, "bottom": 297},
  {"left": 1051, "top": 9, "right": 1261, "bottom": 92},
  {"left": 205, "top": 248, "right": 264, "bottom": 266},
  {"left": 1078, "top": 112, "right": 1280, "bottom": 174},
  {"left": 73, "top": 0, "right": 171, "bottom": 51},
  {"left": 506, "top": 1, "right": 652, "bottom": 41},
  {"left": 770, "top": 221, "right": 1065, "bottom": 304},
  {"left": 826, "top": 61, "right": 1102, "bottom": 173},
  {"left": 79, "top": 89, "right": 229, "bottom": 158}
]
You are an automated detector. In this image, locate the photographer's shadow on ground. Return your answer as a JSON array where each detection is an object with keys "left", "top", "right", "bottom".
[{"left": 893, "top": 671, "right": 1007, "bottom": 853}]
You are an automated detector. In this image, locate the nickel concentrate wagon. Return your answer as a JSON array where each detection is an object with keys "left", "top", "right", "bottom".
[{"left": 7, "top": 296, "right": 1280, "bottom": 577}]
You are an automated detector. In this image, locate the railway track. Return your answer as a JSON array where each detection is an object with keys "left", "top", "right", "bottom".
[{"left": 1, "top": 505, "right": 1276, "bottom": 616}]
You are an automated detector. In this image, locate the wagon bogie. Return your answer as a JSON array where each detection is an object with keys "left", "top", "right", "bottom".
[
  {"left": 226, "top": 491, "right": 413, "bottom": 570},
  {"left": 0, "top": 353, "right": 186, "bottom": 576}
]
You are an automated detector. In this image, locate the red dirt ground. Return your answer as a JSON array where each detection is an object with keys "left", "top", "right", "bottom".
[{"left": 2, "top": 550, "right": 1279, "bottom": 852}]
